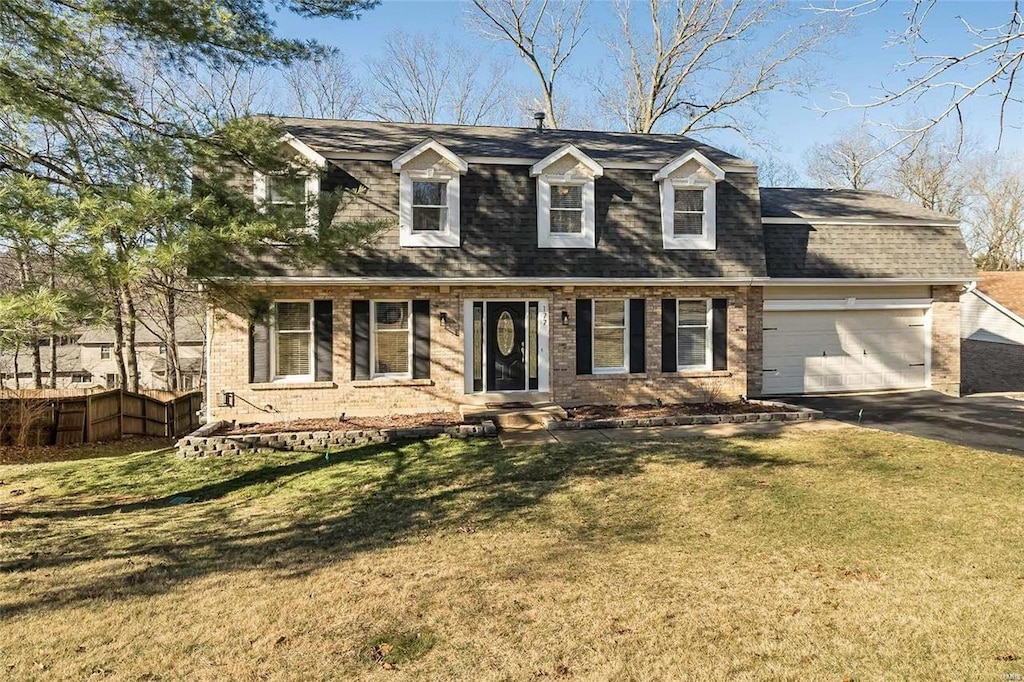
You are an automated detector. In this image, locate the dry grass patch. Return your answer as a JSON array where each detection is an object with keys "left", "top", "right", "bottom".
[{"left": 1, "top": 429, "right": 1024, "bottom": 680}]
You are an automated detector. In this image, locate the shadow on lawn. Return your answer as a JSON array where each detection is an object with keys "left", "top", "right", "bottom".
[{"left": 0, "top": 434, "right": 801, "bottom": 618}]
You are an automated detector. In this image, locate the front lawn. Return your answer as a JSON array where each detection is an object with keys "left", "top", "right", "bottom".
[{"left": 1, "top": 428, "right": 1023, "bottom": 680}]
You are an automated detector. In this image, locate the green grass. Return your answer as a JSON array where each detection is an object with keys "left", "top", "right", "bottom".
[{"left": 1, "top": 428, "right": 1024, "bottom": 680}]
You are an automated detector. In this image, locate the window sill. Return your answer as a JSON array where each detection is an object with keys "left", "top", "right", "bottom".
[
  {"left": 352, "top": 378, "right": 434, "bottom": 388},
  {"left": 249, "top": 381, "right": 337, "bottom": 391},
  {"left": 661, "top": 370, "right": 732, "bottom": 378},
  {"left": 576, "top": 372, "right": 645, "bottom": 381}
]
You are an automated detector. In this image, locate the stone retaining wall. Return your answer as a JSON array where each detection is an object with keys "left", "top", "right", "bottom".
[
  {"left": 547, "top": 401, "right": 820, "bottom": 431},
  {"left": 177, "top": 420, "right": 497, "bottom": 457}
]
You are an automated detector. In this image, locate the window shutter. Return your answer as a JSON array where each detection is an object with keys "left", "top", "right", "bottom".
[
  {"left": 629, "top": 299, "right": 645, "bottom": 374},
  {"left": 351, "top": 300, "right": 370, "bottom": 380},
  {"left": 661, "top": 299, "right": 677, "bottom": 373},
  {"left": 712, "top": 298, "right": 728, "bottom": 371},
  {"left": 314, "top": 300, "right": 333, "bottom": 382},
  {"left": 575, "top": 298, "right": 592, "bottom": 375},
  {"left": 249, "top": 321, "right": 271, "bottom": 383},
  {"left": 412, "top": 299, "right": 431, "bottom": 379}
]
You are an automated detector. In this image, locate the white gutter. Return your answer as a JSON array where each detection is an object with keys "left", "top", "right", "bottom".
[
  {"left": 214, "top": 275, "right": 974, "bottom": 287},
  {"left": 761, "top": 217, "right": 960, "bottom": 227}
]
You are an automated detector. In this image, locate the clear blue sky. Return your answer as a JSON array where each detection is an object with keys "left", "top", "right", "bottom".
[{"left": 271, "top": 0, "right": 1022, "bottom": 177}]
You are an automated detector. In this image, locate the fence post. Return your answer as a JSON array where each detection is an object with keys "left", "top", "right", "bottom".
[
  {"left": 83, "top": 394, "right": 92, "bottom": 444},
  {"left": 118, "top": 389, "right": 124, "bottom": 438}
]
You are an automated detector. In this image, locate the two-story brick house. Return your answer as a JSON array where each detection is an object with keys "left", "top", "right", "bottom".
[{"left": 205, "top": 118, "right": 975, "bottom": 423}]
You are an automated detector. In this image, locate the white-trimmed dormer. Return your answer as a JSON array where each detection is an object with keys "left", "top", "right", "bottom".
[
  {"left": 531, "top": 144, "right": 604, "bottom": 249},
  {"left": 653, "top": 150, "right": 725, "bottom": 250},
  {"left": 392, "top": 139, "right": 468, "bottom": 248},
  {"left": 253, "top": 133, "right": 328, "bottom": 231}
]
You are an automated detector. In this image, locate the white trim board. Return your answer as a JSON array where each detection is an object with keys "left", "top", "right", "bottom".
[
  {"left": 227, "top": 275, "right": 972, "bottom": 287},
  {"left": 968, "top": 288, "right": 1024, "bottom": 329}
]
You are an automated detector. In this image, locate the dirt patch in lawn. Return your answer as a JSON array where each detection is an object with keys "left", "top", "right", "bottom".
[
  {"left": 566, "top": 401, "right": 792, "bottom": 421},
  {"left": 0, "top": 437, "right": 175, "bottom": 465},
  {"left": 225, "top": 411, "right": 465, "bottom": 435}
]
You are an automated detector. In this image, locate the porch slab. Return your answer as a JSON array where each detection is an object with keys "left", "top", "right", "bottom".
[{"left": 498, "top": 429, "right": 559, "bottom": 448}]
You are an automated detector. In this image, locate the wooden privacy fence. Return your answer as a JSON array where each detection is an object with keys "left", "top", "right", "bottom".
[{"left": 0, "top": 389, "right": 203, "bottom": 446}]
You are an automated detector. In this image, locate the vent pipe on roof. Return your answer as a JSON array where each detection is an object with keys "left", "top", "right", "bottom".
[{"left": 533, "top": 111, "right": 545, "bottom": 131}]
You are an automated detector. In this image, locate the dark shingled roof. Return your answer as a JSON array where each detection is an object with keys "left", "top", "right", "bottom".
[
  {"left": 762, "top": 223, "right": 976, "bottom": 279},
  {"left": 275, "top": 117, "right": 753, "bottom": 169},
  {"left": 760, "top": 187, "right": 959, "bottom": 223}
]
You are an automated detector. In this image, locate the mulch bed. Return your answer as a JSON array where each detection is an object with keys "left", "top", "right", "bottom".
[
  {"left": 225, "top": 411, "right": 465, "bottom": 435},
  {"left": 566, "top": 401, "right": 792, "bottom": 422}
]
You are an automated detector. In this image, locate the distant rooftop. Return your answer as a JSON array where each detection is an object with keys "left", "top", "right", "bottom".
[{"left": 977, "top": 271, "right": 1024, "bottom": 318}]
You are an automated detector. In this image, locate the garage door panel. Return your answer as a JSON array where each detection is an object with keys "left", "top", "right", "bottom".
[{"left": 763, "top": 309, "right": 928, "bottom": 395}]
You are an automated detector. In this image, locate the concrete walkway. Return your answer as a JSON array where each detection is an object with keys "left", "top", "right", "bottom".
[{"left": 498, "top": 418, "right": 852, "bottom": 448}]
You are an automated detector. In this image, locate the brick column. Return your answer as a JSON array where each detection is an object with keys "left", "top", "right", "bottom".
[{"left": 930, "top": 284, "right": 962, "bottom": 396}]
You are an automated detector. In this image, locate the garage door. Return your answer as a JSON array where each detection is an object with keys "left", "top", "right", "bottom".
[{"left": 762, "top": 309, "right": 928, "bottom": 394}]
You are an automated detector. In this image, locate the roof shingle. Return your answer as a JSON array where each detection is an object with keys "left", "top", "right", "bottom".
[
  {"left": 760, "top": 187, "right": 959, "bottom": 223},
  {"left": 977, "top": 271, "right": 1024, "bottom": 317}
]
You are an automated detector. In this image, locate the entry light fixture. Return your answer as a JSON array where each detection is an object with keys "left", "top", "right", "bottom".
[
  {"left": 439, "top": 311, "right": 448, "bottom": 325},
  {"left": 561, "top": 310, "right": 570, "bottom": 326}
]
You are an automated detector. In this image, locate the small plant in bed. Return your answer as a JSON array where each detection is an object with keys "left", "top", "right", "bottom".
[{"left": 566, "top": 401, "right": 791, "bottom": 421}]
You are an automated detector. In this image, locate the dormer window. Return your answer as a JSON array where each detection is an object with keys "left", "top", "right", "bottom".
[
  {"left": 252, "top": 133, "right": 328, "bottom": 232},
  {"left": 531, "top": 144, "right": 603, "bottom": 249},
  {"left": 654, "top": 150, "right": 725, "bottom": 250},
  {"left": 392, "top": 139, "right": 468, "bottom": 248}
]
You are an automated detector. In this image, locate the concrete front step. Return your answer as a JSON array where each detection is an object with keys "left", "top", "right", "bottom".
[{"left": 460, "top": 402, "right": 568, "bottom": 430}]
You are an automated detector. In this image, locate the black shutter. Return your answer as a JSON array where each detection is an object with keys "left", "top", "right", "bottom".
[
  {"left": 249, "top": 321, "right": 271, "bottom": 383},
  {"left": 629, "top": 298, "right": 645, "bottom": 374},
  {"left": 661, "top": 299, "right": 677, "bottom": 373},
  {"left": 712, "top": 298, "right": 728, "bottom": 371},
  {"left": 575, "top": 298, "right": 593, "bottom": 375},
  {"left": 412, "top": 299, "right": 430, "bottom": 379},
  {"left": 351, "top": 300, "right": 370, "bottom": 380},
  {"left": 314, "top": 299, "right": 333, "bottom": 382}
]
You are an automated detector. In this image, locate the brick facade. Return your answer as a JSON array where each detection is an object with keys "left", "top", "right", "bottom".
[
  {"left": 207, "top": 285, "right": 759, "bottom": 423},
  {"left": 961, "top": 339, "right": 1024, "bottom": 394},
  {"left": 930, "top": 285, "right": 962, "bottom": 396}
]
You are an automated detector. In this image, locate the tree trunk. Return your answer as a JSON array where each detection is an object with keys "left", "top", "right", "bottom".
[
  {"left": 121, "top": 287, "right": 140, "bottom": 394},
  {"left": 13, "top": 346, "right": 20, "bottom": 390},
  {"left": 31, "top": 343, "right": 43, "bottom": 389},
  {"left": 49, "top": 336, "right": 57, "bottom": 389},
  {"left": 165, "top": 287, "right": 180, "bottom": 391},
  {"left": 112, "top": 286, "right": 128, "bottom": 390}
]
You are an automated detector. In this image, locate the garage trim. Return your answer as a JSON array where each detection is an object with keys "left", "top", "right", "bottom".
[{"left": 765, "top": 298, "right": 933, "bottom": 312}]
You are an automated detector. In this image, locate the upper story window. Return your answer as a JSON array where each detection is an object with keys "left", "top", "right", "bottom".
[
  {"left": 411, "top": 180, "right": 448, "bottom": 232},
  {"left": 100, "top": 345, "right": 111, "bottom": 360},
  {"left": 267, "top": 175, "right": 308, "bottom": 208},
  {"left": 252, "top": 134, "right": 328, "bottom": 233},
  {"left": 392, "top": 139, "right": 468, "bottom": 248},
  {"left": 531, "top": 144, "right": 604, "bottom": 249},
  {"left": 654, "top": 150, "right": 725, "bottom": 250}
]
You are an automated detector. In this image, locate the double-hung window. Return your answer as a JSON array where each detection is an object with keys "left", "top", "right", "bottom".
[
  {"left": 593, "top": 299, "right": 628, "bottom": 373},
  {"left": 267, "top": 175, "right": 308, "bottom": 209},
  {"left": 274, "top": 301, "right": 314, "bottom": 380},
  {"left": 372, "top": 301, "right": 411, "bottom": 377},
  {"left": 673, "top": 188, "right": 705, "bottom": 236},
  {"left": 676, "top": 299, "right": 712, "bottom": 370},
  {"left": 549, "top": 183, "right": 584, "bottom": 234},
  {"left": 100, "top": 345, "right": 111, "bottom": 360},
  {"left": 411, "top": 181, "right": 448, "bottom": 232}
]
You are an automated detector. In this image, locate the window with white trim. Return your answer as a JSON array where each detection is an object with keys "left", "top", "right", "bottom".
[
  {"left": 100, "top": 345, "right": 111, "bottom": 360},
  {"left": 550, "top": 183, "right": 584, "bottom": 234},
  {"left": 677, "top": 299, "right": 712, "bottom": 370},
  {"left": 593, "top": 299, "right": 628, "bottom": 373},
  {"left": 274, "top": 301, "right": 313, "bottom": 379},
  {"left": 267, "top": 175, "right": 307, "bottom": 208},
  {"left": 253, "top": 172, "right": 320, "bottom": 230},
  {"left": 673, "top": 188, "right": 705, "bottom": 236},
  {"left": 372, "top": 301, "right": 411, "bottom": 377},
  {"left": 411, "top": 180, "right": 448, "bottom": 232},
  {"left": 398, "top": 171, "right": 461, "bottom": 247}
]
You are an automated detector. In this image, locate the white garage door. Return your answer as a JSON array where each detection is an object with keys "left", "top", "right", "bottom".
[{"left": 762, "top": 309, "right": 928, "bottom": 395}]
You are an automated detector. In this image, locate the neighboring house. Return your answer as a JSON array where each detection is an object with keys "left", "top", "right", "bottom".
[
  {"left": 206, "top": 118, "right": 975, "bottom": 423},
  {"left": 0, "top": 343, "right": 88, "bottom": 389},
  {"left": 78, "top": 316, "right": 206, "bottom": 390},
  {"left": 0, "top": 317, "right": 205, "bottom": 391},
  {"left": 960, "top": 271, "right": 1024, "bottom": 394}
]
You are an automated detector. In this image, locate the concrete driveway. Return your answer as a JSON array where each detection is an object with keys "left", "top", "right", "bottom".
[{"left": 788, "top": 391, "right": 1024, "bottom": 456}]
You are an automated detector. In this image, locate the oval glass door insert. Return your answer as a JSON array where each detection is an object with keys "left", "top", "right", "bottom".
[{"left": 497, "top": 311, "right": 515, "bottom": 355}]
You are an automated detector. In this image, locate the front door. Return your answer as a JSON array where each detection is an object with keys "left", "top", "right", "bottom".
[{"left": 486, "top": 302, "right": 526, "bottom": 391}]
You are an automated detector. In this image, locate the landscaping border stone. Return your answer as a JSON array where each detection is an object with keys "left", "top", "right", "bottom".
[
  {"left": 177, "top": 420, "right": 498, "bottom": 458},
  {"left": 546, "top": 400, "right": 821, "bottom": 431}
]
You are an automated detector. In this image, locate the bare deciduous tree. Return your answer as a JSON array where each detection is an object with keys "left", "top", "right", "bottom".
[
  {"left": 365, "top": 32, "right": 511, "bottom": 125},
  {"left": 890, "top": 129, "right": 972, "bottom": 216},
  {"left": 817, "top": 0, "right": 1024, "bottom": 149},
  {"left": 597, "top": 0, "right": 843, "bottom": 135},
  {"left": 283, "top": 51, "right": 363, "bottom": 119},
  {"left": 470, "top": 0, "right": 591, "bottom": 128},
  {"left": 965, "top": 158, "right": 1024, "bottom": 270},
  {"left": 804, "top": 126, "right": 886, "bottom": 190}
]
